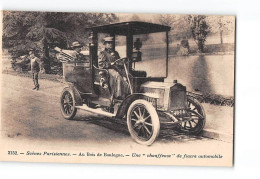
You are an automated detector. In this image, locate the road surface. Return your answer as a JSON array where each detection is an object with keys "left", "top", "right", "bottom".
[{"left": 0, "top": 74, "right": 233, "bottom": 166}]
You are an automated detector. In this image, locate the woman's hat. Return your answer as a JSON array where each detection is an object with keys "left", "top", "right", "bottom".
[{"left": 72, "top": 41, "right": 83, "bottom": 48}]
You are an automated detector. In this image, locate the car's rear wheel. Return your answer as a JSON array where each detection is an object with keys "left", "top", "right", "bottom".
[
  {"left": 127, "top": 99, "right": 160, "bottom": 145},
  {"left": 180, "top": 96, "right": 206, "bottom": 135},
  {"left": 60, "top": 87, "right": 77, "bottom": 120}
]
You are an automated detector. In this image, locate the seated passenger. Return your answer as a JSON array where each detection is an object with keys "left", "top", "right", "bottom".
[
  {"left": 98, "top": 37, "right": 129, "bottom": 100},
  {"left": 71, "top": 41, "right": 85, "bottom": 61}
]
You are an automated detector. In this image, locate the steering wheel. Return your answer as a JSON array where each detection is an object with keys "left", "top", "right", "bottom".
[{"left": 111, "top": 57, "right": 129, "bottom": 66}]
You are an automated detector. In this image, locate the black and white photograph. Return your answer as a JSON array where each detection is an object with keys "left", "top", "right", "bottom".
[{"left": 1, "top": 10, "right": 235, "bottom": 166}]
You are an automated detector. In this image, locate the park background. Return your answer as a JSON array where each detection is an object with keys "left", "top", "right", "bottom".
[{"left": 2, "top": 11, "right": 235, "bottom": 104}]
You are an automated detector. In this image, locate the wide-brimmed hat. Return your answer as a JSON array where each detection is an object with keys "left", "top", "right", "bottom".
[
  {"left": 103, "top": 37, "right": 114, "bottom": 45},
  {"left": 72, "top": 41, "right": 83, "bottom": 48}
]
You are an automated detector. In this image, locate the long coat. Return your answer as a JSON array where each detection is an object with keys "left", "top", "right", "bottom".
[
  {"left": 31, "top": 56, "right": 41, "bottom": 73},
  {"left": 98, "top": 48, "right": 128, "bottom": 98}
]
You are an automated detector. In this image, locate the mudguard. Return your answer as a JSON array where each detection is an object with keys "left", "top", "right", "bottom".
[
  {"left": 116, "top": 93, "right": 158, "bottom": 119},
  {"left": 67, "top": 83, "right": 83, "bottom": 106}
]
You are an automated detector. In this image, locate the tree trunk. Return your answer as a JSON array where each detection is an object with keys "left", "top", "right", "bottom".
[
  {"left": 198, "top": 40, "right": 205, "bottom": 53},
  {"left": 220, "top": 30, "right": 223, "bottom": 44},
  {"left": 42, "top": 38, "right": 51, "bottom": 74}
]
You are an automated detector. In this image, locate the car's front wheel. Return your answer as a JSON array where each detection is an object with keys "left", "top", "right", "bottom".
[{"left": 127, "top": 99, "right": 160, "bottom": 145}]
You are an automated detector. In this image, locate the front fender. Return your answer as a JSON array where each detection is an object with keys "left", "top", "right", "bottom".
[{"left": 116, "top": 93, "right": 158, "bottom": 119}]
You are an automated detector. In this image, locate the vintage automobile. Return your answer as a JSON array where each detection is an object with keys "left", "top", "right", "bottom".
[{"left": 59, "top": 21, "right": 206, "bottom": 145}]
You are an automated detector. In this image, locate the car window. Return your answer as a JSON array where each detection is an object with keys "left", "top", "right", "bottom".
[{"left": 133, "top": 32, "right": 167, "bottom": 77}]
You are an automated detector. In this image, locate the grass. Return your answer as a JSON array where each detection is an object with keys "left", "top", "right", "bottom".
[{"left": 141, "top": 43, "right": 234, "bottom": 60}]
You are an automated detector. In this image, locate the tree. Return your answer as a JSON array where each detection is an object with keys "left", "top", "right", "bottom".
[
  {"left": 187, "top": 15, "right": 209, "bottom": 52},
  {"left": 157, "top": 14, "right": 176, "bottom": 27},
  {"left": 171, "top": 15, "right": 192, "bottom": 40},
  {"left": 207, "top": 16, "right": 234, "bottom": 44},
  {"left": 129, "top": 14, "right": 150, "bottom": 42},
  {"left": 156, "top": 14, "right": 176, "bottom": 43},
  {"left": 153, "top": 14, "right": 192, "bottom": 43},
  {"left": 2, "top": 11, "right": 119, "bottom": 73}
]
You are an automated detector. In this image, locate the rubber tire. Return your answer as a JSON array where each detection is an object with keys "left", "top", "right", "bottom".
[
  {"left": 127, "top": 99, "right": 160, "bottom": 146},
  {"left": 60, "top": 87, "right": 77, "bottom": 120},
  {"left": 183, "top": 96, "right": 206, "bottom": 135}
]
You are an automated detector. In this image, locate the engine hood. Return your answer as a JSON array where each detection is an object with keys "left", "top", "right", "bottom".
[
  {"left": 141, "top": 81, "right": 174, "bottom": 89},
  {"left": 141, "top": 81, "right": 186, "bottom": 90},
  {"left": 140, "top": 81, "right": 186, "bottom": 111}
]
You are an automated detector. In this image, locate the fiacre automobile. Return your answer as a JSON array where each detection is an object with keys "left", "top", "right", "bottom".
[{"left": 57, "top": 21, "right": 206, "bottom": 145}]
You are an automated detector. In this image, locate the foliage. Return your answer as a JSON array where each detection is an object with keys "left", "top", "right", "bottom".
[
  {"left": 3, "top": 11, "right": 235, "bottom": 74},
  {"left": 153, "top": 14, "right": 192, "bottom": 43},
  {"left": 129, "top": 14, "right": 150, "bottom": 42},
  {"left": 2, "top": 11, "right": 119, "bottom": 73},
  {"left": 207, "top": 16, "right": 235, "bottom": 44},
  {"left": 154, "top": 14, "right": 176, "bottom": 43},
  {"left": 176, "top": 39, "right": 190, "bottom": 56},
  {"left": 157, "top": 14, "right": 176, "bottom": 27},
  {"left": 171, "top": 15, "right": 192, "bottom": 40},
  {"left": 187, "top": 15, "right": 209, "bottom": 52},
  {"left": 180, "top": 39, "right": 189, "bottom": 49},
  {"left": 187, "top": 92, "right": 234, "bottom": 107},
  {"left": 153, "top": 14, "right": 234, "bottom": 47}
]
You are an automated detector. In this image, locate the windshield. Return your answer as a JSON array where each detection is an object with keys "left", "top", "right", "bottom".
[
  {"left": 132, "top": 32, "right": 167, "bottom": 78},
  {"left": 98, "top": 32, "right": 167, "bottom": 78}
]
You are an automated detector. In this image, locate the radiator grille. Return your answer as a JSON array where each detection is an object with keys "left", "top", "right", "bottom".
[{"left": 169, "top": 89, "right": 186, "bottom": 110}]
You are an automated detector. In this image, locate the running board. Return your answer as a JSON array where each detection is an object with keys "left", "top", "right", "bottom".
[{"left": 75, "top": 104, "right": 116, "bottom": 118}]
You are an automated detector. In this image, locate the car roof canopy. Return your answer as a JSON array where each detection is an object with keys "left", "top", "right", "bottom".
[{"left": 86, "top": 21, "right": 171, "bottom": 35}]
